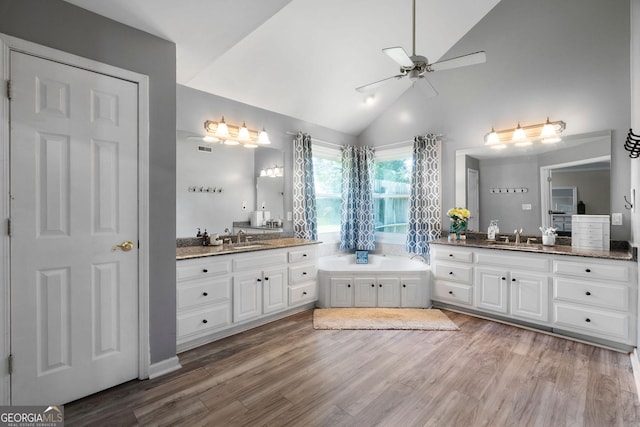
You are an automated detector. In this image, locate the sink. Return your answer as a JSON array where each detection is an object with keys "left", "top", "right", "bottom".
[
  {"left": 229, "top": 243, "right": 269, "bottom": 250},
  {"left": 487, "top": 242, "right": 544, "bottom": 251}
]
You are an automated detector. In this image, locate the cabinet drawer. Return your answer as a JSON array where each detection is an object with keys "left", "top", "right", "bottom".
[
  {"left": 553, "top": 302, "right": 630, "bottom": 341},
  {"left": 433, "top": 281, "right": 473, "bottom": 305},
  {"left": 475, "top": 251, "right": 550, "bottom": 272},
  {"left": 289, "top": 248, "right": 316, "bottom": 263},
  {"left": 433, "top": 248, "right": 473, "bottom": 263},
  {"left": 432, "top": 262, "right": 473, "bottom": 284},
  {"left": 289, "top": 264, "right": 318, "bottom": 284},
  {"left": 177, "top": 305, "right": 232, "bottom": 338},
  {"left": 177, "top": 258, "right": 232, "bottom": 281},
  {"left": 553, "top": 260, "right": 630, "bottom": 282},
  {"left": 177, "top": 276, "right": 231, "bottom": 310},
  {"left": 233, "top": 252, "right": 287, "bottom": 271},
  {"left": 289, "top": 282, "right": 317, "bottom": 305},
  {"left": 553, "top": 278, "right": 628, "bottom": 311}
]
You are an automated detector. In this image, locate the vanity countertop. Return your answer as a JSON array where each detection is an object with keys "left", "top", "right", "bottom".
[
  {"left": 176, "top": 237, "right": 321, "bottom": 260},
  {"left": 430, "top": 238, "right": 635, "bottom": 261}
]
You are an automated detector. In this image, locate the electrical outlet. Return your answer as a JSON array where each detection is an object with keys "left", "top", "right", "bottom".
[
  {"left": 522, "top": 203, "right": 532, "bottom": 211},
  {"left": 242, "top": 201, "right": 247, "bottom": 211},
  {"left": 612, "top": 212, "right": 623, "bottom": 225}
]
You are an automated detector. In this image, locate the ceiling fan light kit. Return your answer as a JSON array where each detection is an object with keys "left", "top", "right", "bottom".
[
  {"left": 356, "top": 0, "right": 487, "bottom": 95},
  {"left": 203, "top": 117, "right": 271, "bottom": 148},
  {"left": 485, "top": 118, "right": 566, "bottom": 149}
]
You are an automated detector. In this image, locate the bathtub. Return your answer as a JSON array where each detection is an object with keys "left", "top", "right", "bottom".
[{"left": 317, "top": 254, "right": 431, "bottom": 308}]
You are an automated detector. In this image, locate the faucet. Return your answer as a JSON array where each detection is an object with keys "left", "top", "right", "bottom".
[
  {"left": 236, "top": 229, "right": 246, "bottom": 244},
  {"left": 410, "top": 254, "right": 427, "bottom": 263},
  {"left": 514, "top": 228, "right": 523, "bottom": 245}
]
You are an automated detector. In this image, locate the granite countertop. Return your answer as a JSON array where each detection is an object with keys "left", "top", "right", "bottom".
[
  {"left": 176, "top": 237, "right": 321, "bottom": 260},
  {"left": 430, "top": 238, "right": 635, "bottom": 261}
]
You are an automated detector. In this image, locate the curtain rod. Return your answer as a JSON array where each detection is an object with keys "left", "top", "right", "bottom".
[{"left": 286, "top": 131, "right": 442, "bottom": 150}]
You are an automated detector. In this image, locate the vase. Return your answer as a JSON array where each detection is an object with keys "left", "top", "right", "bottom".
[{"left": 449, "top": 220, "right": 468, "bottom": 240}]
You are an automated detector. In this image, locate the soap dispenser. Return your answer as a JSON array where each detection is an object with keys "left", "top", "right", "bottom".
[
  {"left": 487, "top": 220, "right": 499, "bottom": 241},
  {"left": 201, "top": 229, "right": 210, "bottom": 246}
]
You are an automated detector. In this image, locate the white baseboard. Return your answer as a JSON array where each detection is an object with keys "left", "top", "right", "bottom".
[
  {"left": 148, "top": 356, "right": 182, "bottom": 379},
  {"left": 631, "top": 349, "right": 640, "bottom": 403}
]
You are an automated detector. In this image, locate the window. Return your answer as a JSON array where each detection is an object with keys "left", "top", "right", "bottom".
[
  {"left": 313, "top": 145, "right": 342, "bottom": 233},
  {"left": 373, "top": 147, "right": 413, "bottom": 235},
  {"left": 312, "top": 144, "right": 413, "bottom": 238}
]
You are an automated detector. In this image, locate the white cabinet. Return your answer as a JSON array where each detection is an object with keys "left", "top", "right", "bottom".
[
  {"left": 509, "top": 272, "right": 549, "bottom": 322},
  {"left": 400, "top": 277, "right": 425, "bottom": 308},
  {"left": 353, "top": 276, "right": 401, "bottom": 307},
  {"left": 430, "top": 243, "right": 637, "bottom": 348},
  {"left": 475, "top": 267, "right": 509, "bottom": 313},
  {"left": 552, "top": 257, "right": 636, "bottom": 345},
  {"left": 233, "top": 266, "right": 287, "bottom": 323},
  {"left": 330, "top": 277, "right": 353, "bottom": 307},
  {"left": 176, "top": 244, "right": 318, "bottom": 351}
]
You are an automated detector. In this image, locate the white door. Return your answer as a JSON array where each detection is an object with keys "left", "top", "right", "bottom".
[
  {"left": 377, "top": 278, "right": 401, "bottom": 307},
  {"left": 510, "top": 273, "right": 549, "bottom": 322},
  {"left": 233, "top": 273, "right": 261, "bottom": 322},
  {"left": 354, "top": 277, "right": 377, "bottom": 307},
  {"left": 10, "top": 51, "right": 139, "bottom": 405},
  {"left": 262, "top": 268, "right": 286, "bottom": 314},
  {"left": 475, "top": 267, "right": 509, "bottom": 313},
  {"left": 467, "top": 169, "right": 479, "bottom": 231}
]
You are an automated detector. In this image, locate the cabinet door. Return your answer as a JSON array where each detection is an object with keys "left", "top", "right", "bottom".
[
  {"left": 330, "top": 277, "right": 353, "bottom": 307},
  {"left": 354, "top": 277, "right": 377, "bottom": 307},
  {"left": 263, "top": 267, "right": 287, "bottom": 314},
  {"left": 378, "top": 277, "right": 401, "bottom": 307},
  {"left": 510, "top": 272, "right": 549, "bottom": 322},
  {"left": 233, "top": 273, "right": 261, "bottom": 322},
  {"left": 401, "top": 277, "right": 425, "bottom": 308},
  {"left": 475, "top": 267, "right": 509, "bottom": 313}
]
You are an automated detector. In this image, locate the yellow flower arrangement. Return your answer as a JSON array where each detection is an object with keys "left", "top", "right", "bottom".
[{"left": 447, "top": 207, "right": 470, "bottom": 238}]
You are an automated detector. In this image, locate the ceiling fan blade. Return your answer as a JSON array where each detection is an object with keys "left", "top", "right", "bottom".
[
  {"left": 412, "top": 77, "right": 438, "bottom": 98},
  {"left": 356, "top": 74, "right": 405, "bottom": 93},
  {"left": 382, "top": 47, "right": 414, "bottom": 68},
  {"left": 429, "top": 51, "right": 486, "bottom": 72}
]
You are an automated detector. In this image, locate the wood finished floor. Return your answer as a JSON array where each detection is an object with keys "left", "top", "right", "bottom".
[{"left": 65, "top": 310, "right": 640, "bottom": 426}]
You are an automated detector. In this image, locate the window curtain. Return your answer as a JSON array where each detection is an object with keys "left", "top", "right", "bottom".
[
  {"left": 406, "top": 134, "right": 442, "bottom": 258},
  {"left": 293, "top": 132, "right": 317, "bottom": 240},
  {"left": 340, "top": 145, "right": 375, "bottom": 251}
]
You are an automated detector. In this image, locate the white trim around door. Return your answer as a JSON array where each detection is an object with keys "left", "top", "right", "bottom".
[{"left": 0, "top": 33, "right": 151, "bottom": 405}]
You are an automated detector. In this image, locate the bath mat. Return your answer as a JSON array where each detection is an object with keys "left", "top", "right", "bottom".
[{"left": 312, "top": 308, "right": 459, "bottom": 331}]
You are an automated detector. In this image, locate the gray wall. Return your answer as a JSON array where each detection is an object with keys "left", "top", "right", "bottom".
[
  {"left": 359, "top": 0, "right": 631, "bottom": 240},
  {"left": 0, "top": 0, "right": 177, "bottom": 364},
  {"left": 176, "top": 84, "right": 358, "bottom": 235},
  {"left": 552, "top": 170, "right": 611, "bottom": 215}
]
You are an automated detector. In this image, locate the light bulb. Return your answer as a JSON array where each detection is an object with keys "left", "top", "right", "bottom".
[
  {"left": 512, "top": 123, "right": 527, "bottom": 142},
  {"left": 258, "top": 127, "right": 271, "bottom": 144},
  {"left": 215, "top": 116, "right": 230, "bottom": 138},
  {"left": 237, "top": 121, "right": 251, "bottom": 141}
]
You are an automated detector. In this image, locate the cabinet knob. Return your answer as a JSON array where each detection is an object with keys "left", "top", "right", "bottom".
[
  {"left": 585, "top": 291, "right": 591, "bottom": 296},
  {"left": 371, "top": 284, "right": 375, "bottom": 287},
  {"left": 347, "top": 284, "right": 351, "bottom": 288},
  {"left": 449, "top": 272, "right": 454, "bottom": 275},
  {"left": 403, "top": 284, "right": 407, "bottom": 288},
  {"left": 302, "top": 291, "right": 307, "bottom": 295},
  {"left": 379, "top": 284, "right": 383, "bottom": 287},
  {"left": 257, "top": 278, "right": 262, "bottom": 282},
  {"left": 264, "top": 277, "right": 269, "bottom": 281},
  {"left": 448, "top": 291, "right": 454, "bottom": 295},
  {"left": 303, "top": 253, "right": 307, "bottom": 257},
  {"left": 585, "top": 268, "right": 591, "bottom": 273},
  {"left": 511, "top": 278, "right": 516, "bottom": 282},
  {"left": 501, "top": 277, "right": 506, "bottom": 281},
  {"left": 202, "top": 292, "right": 208, "bottom": 296},
  {"left": 202, "top": 269, "right": 208, "bottom": 273},
  {"left": 302, "top": 272, "right": 307, "bottom": 275},
  {"left": 585, "top": 318, "right": 591, "bottom": 323},
  {"left": 449, "top": 254, "right": 454, "bottom": 257},
  {"left": 202, "top": 319, "right": 208, "bottom": 324}
]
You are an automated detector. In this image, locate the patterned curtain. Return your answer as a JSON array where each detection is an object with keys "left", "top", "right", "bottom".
[
  {"left": 406, "top": 134, "right": 442, "bottom": 258},
  {"left": 340, "top": 146, "right": 375, "bottom": 251},
  {"left": 292, "top": 132, "right": 317, "bottom": 240}
]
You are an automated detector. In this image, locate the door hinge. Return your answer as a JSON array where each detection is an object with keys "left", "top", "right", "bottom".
[
  {"left": 547, "top": 176, "right": 552, "bottom": 182},
  {"left": 6, "top": 80, "right": 11, "bottom": 100},
  {"left": 6, "top": 218, "right": 10, "bottom": 237},
  {"left": 7, "top": 354, "right": 13, "bottom": 374}
]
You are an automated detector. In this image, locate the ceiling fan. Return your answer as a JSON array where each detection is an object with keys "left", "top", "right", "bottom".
[{"left": 356, "top": 0, "right": 487, "bottom": 97}]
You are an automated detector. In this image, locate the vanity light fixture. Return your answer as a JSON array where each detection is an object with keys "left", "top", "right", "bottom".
[
  {"left": 259, "top": 165, "right": 283, "bottom": 178},
  {"left": 203, "top": 118, "right": 270, "bottom": 148},
  {"left": 485, "top": 118, "right": 566, "bottom": 147}
]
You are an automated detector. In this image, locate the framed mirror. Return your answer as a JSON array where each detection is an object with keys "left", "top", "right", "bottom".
[{"left": 456, "top": 130, "right": 611, "bottom": 236}]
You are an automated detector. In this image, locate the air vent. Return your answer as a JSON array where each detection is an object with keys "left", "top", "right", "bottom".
[{"left": 197, "top": 145, "right": 212, "bottom": 153}]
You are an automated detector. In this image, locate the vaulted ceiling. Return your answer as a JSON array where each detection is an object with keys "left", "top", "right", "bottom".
[{"left": 63, "top": 0, "right": 500, "bottom": 135}]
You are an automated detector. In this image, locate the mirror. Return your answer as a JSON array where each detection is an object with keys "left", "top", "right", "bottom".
[
  {"left": 456, "top": 130, "right": 611, "bottom": 236},
  {"left": 176, "top": 131, "right": 284, "bottom": 237}
]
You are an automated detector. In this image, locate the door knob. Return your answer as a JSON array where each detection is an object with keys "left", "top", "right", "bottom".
[{"left": 112, "top": 241, "right": 134, "bottom": 252}]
